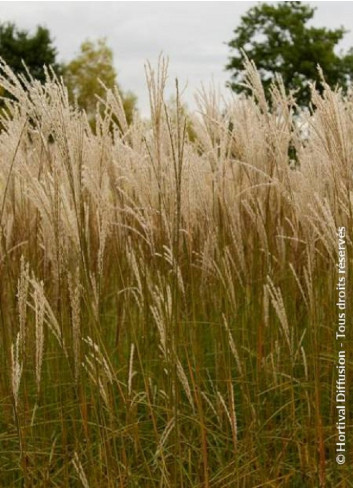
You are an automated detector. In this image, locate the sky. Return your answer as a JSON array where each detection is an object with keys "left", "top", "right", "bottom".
[{"left": 1, "top": 1, "right": 353, "bottom": 115}]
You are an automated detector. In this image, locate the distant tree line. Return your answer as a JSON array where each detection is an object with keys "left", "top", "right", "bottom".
[{"left": 2, "top": 1, "right": 353, "bottom": 125}]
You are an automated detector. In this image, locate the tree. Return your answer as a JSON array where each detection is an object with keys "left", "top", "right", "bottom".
[
  {"left": 226, "top": 1, "right": 353, "bottom": 106},
  {"left": 0, "top": 22, "right": 60, "bottom": 82},
  {"left": 63, "top": 38, "right": 137, "bottom": 125}
]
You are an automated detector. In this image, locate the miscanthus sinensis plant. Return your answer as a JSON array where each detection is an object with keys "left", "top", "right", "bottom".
[{"left": 0, "top": 56, "right": 352, "bottom": 487}]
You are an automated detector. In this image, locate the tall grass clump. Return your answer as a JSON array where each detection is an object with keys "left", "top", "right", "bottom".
[{"left": 0, "top": 56, "right": 352, "bottom": 487}]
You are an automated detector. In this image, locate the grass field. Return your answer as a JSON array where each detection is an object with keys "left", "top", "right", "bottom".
[{"left": 0, "top": 57, "right": 352, "bottom": 487}]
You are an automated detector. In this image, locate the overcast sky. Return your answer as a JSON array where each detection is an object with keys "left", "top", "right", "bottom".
[{"left": 1, "top": 1, "right": 353, "bottom": 115}]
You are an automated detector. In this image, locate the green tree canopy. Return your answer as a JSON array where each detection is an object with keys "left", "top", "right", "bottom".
[
  {"left": 0, "top": 21, "right": 60, "bottom": 82},
  {"left": 226, "top": 1, "right": 353, "bottom": 106},
  {"left": 63, "top": 38, "right": 137, "bottom": 125}
]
